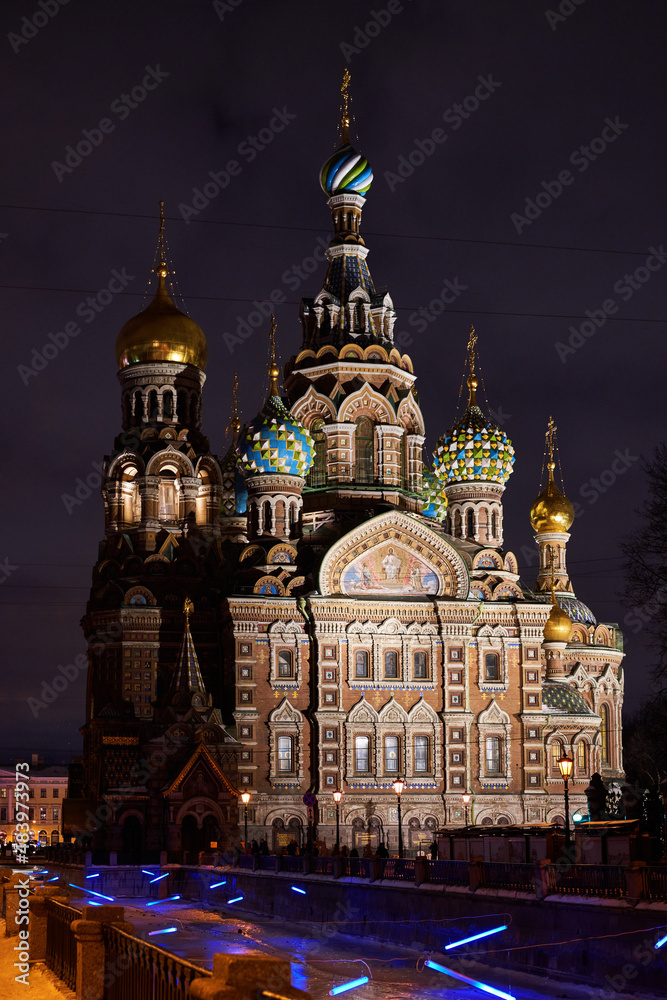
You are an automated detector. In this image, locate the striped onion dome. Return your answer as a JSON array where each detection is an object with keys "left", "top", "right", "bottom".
[{"left": 320, "top": 142, "right": 373, "bottom": 196}]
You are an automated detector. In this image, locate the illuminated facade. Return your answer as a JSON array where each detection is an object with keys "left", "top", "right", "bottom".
[{"left": 80, "top": 83, "right": 623, "bottom": 856}]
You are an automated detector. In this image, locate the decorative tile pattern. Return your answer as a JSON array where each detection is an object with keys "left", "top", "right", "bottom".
[
  {"left": 434, "top": 404, "right": 515, "bottom": 486},
  {"left": 238, "top": 396, "right": 314, "bottom": 477}
]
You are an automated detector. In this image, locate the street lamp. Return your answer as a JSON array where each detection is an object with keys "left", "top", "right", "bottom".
[
  {"left": 392, "top": 779, "right": 404, "bottom": 858},
  {"left": 462, "top": 792, "right": 471, "bottom": 827},
  {"left": 558, "top": 754, "right": 574, "bottom": 848},
  {"left": 241, "top": 792, "right": 250, "bottom": 849},
  {"left": 333, "top": 790, "right": 342, "bottom": 849}
]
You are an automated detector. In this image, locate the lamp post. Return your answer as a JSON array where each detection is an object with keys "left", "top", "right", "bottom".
[
  {"left": 558, "top": 754, "right": 574, "bottom": 848},
  {"left": 333, "top": 790, "right": 342, "bottom": 849},
  {"left": 462, "top": 792, "right": 471, "bottom": 827},
  {"left": 392, "top": 779, "right": 404, "bottom": 858},
  {"left": 241, "top": 792, "right": 250, "bottom": 849}
]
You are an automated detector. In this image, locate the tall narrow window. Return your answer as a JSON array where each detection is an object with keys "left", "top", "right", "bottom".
[
  {"left": 355, "top": 417, "right": 374, "bottom": 484},
  {"left": 385, "top": 736, "right": 399, "bottom": 772},
  {"left": 491, "top": 510, "right": 498, "bottom": 538},
  {"left": 484, "top": 653, "right": 500, "bottom": 681},
  {"left": 485, "top": 736, "right": 502, "bottom": 775},
  {"left": 148, "top": 390, "right": 158, "bottom": 420},
  {"left": 355, "top": 650, "right": 369, "bottom": 678},
  {"left": 355, "top": 735, "right": 370, "bottom": 772},
  {"left": 135, "top": 391, "right": 144, "bottom": 421},
  {"left": 413, "top": 651, "right": 428, "bottom": 679},
  {"left": 400, "top": 435, "right": 407, "bottom": 488},
  {"left": 577, "top": 741, "right": 587, "bottom": 773},
  {"left": 466, "top": 508, "right": 475, "bottom": 538},
  {"left": 384, "top": 651, "right": 398, "bottom": 678},
  {"left": 551, "top": 740, "right": 564, "bottom": 775},
  {"left": 159, "top": 473, "right": 176, "bottom": 519},
  {"left": 278, "top": 736, "right": 293, "bottom": 772},
  {"left": 163, "top": 391, "right": 174, "bottom": 419},
  {"left": 414, "top": 736, "right": 429, "bottom": 772},
  {"left": 278, "top": 650, "right": 293, "bottom": 678},
  {"left": 307, "top": 418, "right": 326, "bottom": 488},
  {"left": 601, "top": 705, "right": 609, "bottom": 763}
]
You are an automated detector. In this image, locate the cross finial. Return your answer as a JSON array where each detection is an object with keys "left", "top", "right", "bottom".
[
  {"left": 466, "top": 325, "right": 478, "bottom": 406},
  {"left": 546, "top": 415, "right": 557, "bottom": 479},
  {"left": 184, "top": 596, "right": 194, "bottom": 621},
  {"left": 341, "top": 69, "right": 351, "bottom": 143},
  {"left": 157, "top": 200, "right": 168, "bottom": 277},
  {"left": 268, "top": 313, "right": 280, "bottom": 398},
  {"left": 229, "top": 372, "right": 240, "bottom": 443}
]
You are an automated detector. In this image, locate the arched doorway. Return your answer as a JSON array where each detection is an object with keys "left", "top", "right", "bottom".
[
  {"left": 272, "top": 818, "right": 287, "bottom": 853},
  {"left": 121, "top": 815, "right": 143, "bottom": 863},
  {"left": 202, "top": 814, "right": 220, "bottom": 851},
  {"left": 287, "top": 817, "right": 303, "bottom": 848},
  {"left": 181, "top": 815, "right": 199, "bottom": 858}
]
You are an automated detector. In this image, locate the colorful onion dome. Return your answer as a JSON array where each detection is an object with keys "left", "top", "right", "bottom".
[
  {"left": 543, "top": 596, "right": 572, "bottom": 643},
  {"left": 220, "top": 445, "right": 247, "bottom": 516},
  {"left": 238, "top": 395, "right": 314, "bottom": 477},
  {"left": 434, "top": 404, "right": 515, "bottom": 486},
  {"left": 320, "top": 143, "right": 373, "bottom": 197},
  {"left": 542, "top": 681, "right": 593, "bottom": 715},
  {"left": 421, "top": 465, "right": 448, "bottom": 521}
]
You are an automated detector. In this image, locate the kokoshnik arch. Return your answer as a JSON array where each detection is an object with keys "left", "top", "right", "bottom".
[{"left": 76, "top": 75, "right": 623, "bottom": 856}]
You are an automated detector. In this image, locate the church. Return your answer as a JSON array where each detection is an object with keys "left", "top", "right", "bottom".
[{"left": 77, "top": 76, "right": 624, "bottom": 857}]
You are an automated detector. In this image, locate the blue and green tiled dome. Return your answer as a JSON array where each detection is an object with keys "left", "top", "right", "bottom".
[
  {"left": 542, "top": 681, "right": 593, "bottom": 715},
  {"left": 238, "top": 396, "right": 315, "bottom": 477},
  {"left": 537, "top": 591, "right": 597, "bottom": 626},
  {"left": 320, "top": 143, "right": 373, "bottom": 197},
  {"left": 220, "top": 445, "right": 247, "bottom": 516},
  {"left": 421, "top": 465, "right": 448, "bottom": 522},
  {"left": 434, "top": 405, "right": 515, "bottom": 487}
]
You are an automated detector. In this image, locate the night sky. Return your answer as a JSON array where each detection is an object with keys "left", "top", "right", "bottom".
[{"left": 2, "top": 0, "right": 664, "bottom": 760}]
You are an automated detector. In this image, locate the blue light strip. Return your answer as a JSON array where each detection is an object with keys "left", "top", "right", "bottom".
[
  {"left": 209, "top": 880, "right": 227, "bottom": 888},
  {"left": 424, "top": 959, "right": 515, "bottom": 1000},
  {"left": 150, "top": 873, "right": 168, "bottom": 883},
  {"left": 148, "top": 927, "right": 178, "bottom": 936},
  {"left": 85, "top": 874, "right": 100, "bottom": 879},
  {"left": 46, "top": 876, "right": 59, "bottom": 882},
  {"left": 445, "top": 924, "right": 508, "bottom": 950},
  {"left": 146, "top": 895, "right": 180, "bottom": 906},
  {"left": 655, "top": 933, "right": 667, "bottom": 950},
  {"left": 227, "top": 896, "right": 244, "bottom": 904},
  {"left": 291, "top": 886, "right": 306, "bottom": 895},
  {"left": 142, "top": 870, "right": 155, "bottom": 876},
  {"left": 69, "top": 883, "right": 115, "bottom": 902},
  {"left": 329, "top": 976, "right": 370, "bottom": 995}
]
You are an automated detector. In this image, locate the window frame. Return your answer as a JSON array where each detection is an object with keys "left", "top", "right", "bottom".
[
  {"left": 355, "top": 649, "right": 370, "bottom": 679},
  {"left": 277, "top": 649, "right": 293, "bottom": 678},
  {"left": 413, "top": 650, "right": 428, "bottom": 679},
  {"left": 384, "top": 649, "right": 399, "bottom": 679},
  {"left": 414, "top": 735, "right": 429, "bottom": 773},
  {"left": 485, "top": 736, "right": 502, "bottom": 776},
  {"left": 354, "top": 735, "right": 371, "bottom": 773},
  {"left": 277, "top": 735, "right": 294, "bottom": 773},
  {"left": 484, "top": 652, "right": 500, "bottom": 681},
  {"left": 384, "top": 735, "right": 400, "bottom": 773}
]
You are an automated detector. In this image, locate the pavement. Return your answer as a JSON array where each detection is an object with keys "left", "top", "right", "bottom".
[{"left": 0, "top": 925, "right": 75, "bottom": 1000}]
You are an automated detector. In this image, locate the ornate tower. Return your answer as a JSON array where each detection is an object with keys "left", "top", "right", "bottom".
[
  {"left": 434, "top": 327, "right": 515, "bottom": 548},
  {"left": 530, "top": 416, "right": 575, "bottom": 593}
]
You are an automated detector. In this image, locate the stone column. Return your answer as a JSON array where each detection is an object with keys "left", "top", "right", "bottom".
[
  {"left": 406, "top": 433, "right": 425, "bottom": 493},
  {"left": 29, "top": 888, "right": 70, "bottom": 960},
  {"left": 189, "top": 954, "right": 311, "bottom": 1000},
  {"left": 180, "top": 477, "right": 200, "bottom": 524},
  {"left": 71, "top": 906, "right": 134, "bottom": 1000},
  {"left": 624, "top": 861, "right": 647, "bottom": 907},
  {"left": 322, "top": 423, "right": 356, "bottom": 483},
  {"left": 138, "top": 476, "right": 160, "bottom": 527}
]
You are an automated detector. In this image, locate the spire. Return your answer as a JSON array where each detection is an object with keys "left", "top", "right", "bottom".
[
  {"left": 543, "top": 549, "right": 572, "bottom": 647},
  {"left": 466, "top": 325, "right": 478, "bottom": 407},
  {"left": 340, "top": 68, "right": 351, "bottom": 143},
  {"left": 228, "top": 372, "right": 241, "bottom": 444},
  {"left": 530, "top": 416, "right": 575, "bottom": 593},
  {"left": 268, "top": 314, "right": 280, "bottom": 398},
  {"left": 172, "top": 597, "right": 207, "bottom": 701}
]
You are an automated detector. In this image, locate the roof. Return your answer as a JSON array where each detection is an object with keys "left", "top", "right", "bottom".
[{"left": 542, "top": 681, "right": 594, "bottom": 715}]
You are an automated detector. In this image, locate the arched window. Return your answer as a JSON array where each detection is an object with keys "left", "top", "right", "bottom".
[
  {"left": 466, "top": 508, "right": 475, "bottom": 538},
  {"left": 414, "top": 736, "right": 429, "bottom": 773},
  {"left": 355, "top": 736, "right": 370, "bottom": 772},
  {"left": 307, "top": 418, "right": 326, "bottom": 488},
  {"left": 134, "top": 391, "right": 144, "bottom": 421},
  {"left": 384, "top": 650, "right": 398, "bottom": 678},
  {"left": 413, "top": 651, "right": 428, "bottom": 679},
  {"left": 355, "top": 650, "right": 369, "bottom": 678},
  {"left": 190, "top": 396, "right": 198, "bottom": 425},
  {"left": 485, "top": 737, "right": 502, "bottom": 775},
  {"left": 577, "top": 741, "right": 587, "bottom": 774},
  {"left": 158, "top": 470, "right": 177, "bottom": 519},
  {"left": 50, "top": 830, "right": 60, "bottom": 845},
  {"left": 484, "top": 653, "right": 500, "bottom": 681},
  {"left": 355, "top": 417, "right": 374, "bottom": 484},
  {"left": 163, "top": 390, "right": 174, "bottom": 419},
  {"left": 278, "top": 736, "right": 293, "bottom": 772},
  {"left": 148, "top": 390, "right": 158, "bottom": 420},
  {"left": 278, "top": 650, "right": 293, "bottom": 678},
  {"left": 601, "top": 705, "right": 610, "bottom": 763},
  {"left": 551, "top": 740, "right": 564, "bottom": 775},
  {"left": 384, "top": 736, "right": 399, "bottom": 773},
  {"left": 177, "top": 390, "right": 187, "bottom": 424},
  {"left": 491, "top": 510, "right": 498, "bottom": 538},
  {"left": 262, "top": 500, "right": 272, "bottom": 535}
]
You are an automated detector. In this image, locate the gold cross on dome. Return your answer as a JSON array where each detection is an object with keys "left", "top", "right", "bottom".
[{"left": 341, "top": 69, "right": 351, "bottom": 141}]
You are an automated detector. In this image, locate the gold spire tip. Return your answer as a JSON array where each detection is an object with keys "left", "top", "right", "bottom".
[
  {"left": 184, "top": 596, "right": 194, "bottom": 621},
  {"left": 268, "top": 314, "right": 280, "bottom": 397},
  {"left": 341, "top": 69, "right": 351, "bottom": 143},
  {"left": 156, "top": 200, "right": 168, "bottom": 277},
  {"left": 230, "top": 371, "right": 241, "bottom": 443},
  {"left": 466, "top": 324, "right": 478, "bottom": 406}
]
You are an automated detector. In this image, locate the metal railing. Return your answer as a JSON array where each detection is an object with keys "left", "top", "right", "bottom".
[
  {"left": 259, "top": 855, "right": 277, "bottom": 871},
  {"left": 102, "top": 923, "right": 211, "bottom": 1000},
  {"left": 645, "top": 866, "right": 667, "bottom": 901},
  {"left": 479, "top": 862, "right": 538, "bottom": 893},
  {"left": 379, "top": 858, "right": 415, "bottom": 881},
  {"left": 46, "top": 898, "right": 81, "bottom": 991},
  {"left": 549, "top": 863, "right": 626, "bottom": 899},
  {"left": 346, "top": 857, "right": 373, "bottom": 879},
  {"left": 279, "top": 855, "right": 303, "bottom": 872},
  {"left": 314, "top": 857, "right": 335, "bottom": 876},
  {"left": 427, "top": 859, "right": 469, "bottom": 886}
]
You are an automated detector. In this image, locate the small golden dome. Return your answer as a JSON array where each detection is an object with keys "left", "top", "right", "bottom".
[
  {"left": 543, "top": 596, "right": 572, "bottom": 643},
  {"left": 530, "top": 462, "right": 574, "bottom": 533},
  {"left": 115, "top": 270, "right": 207, "bottom": 370}
]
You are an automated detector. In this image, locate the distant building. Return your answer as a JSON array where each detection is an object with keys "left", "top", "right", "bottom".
[
  {"left": 78, "top": 78, "right": 623, "bottom": 857},
  {"left": 0, "top": 765, "right": 68, "bottom": 848}
]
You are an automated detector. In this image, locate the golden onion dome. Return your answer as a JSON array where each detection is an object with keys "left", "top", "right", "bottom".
[
  {"left": 530, "top": 461, "right": 574, "bottom": 533},
  {"left": 543, "top": 595, "right": 572, "bottom": 643},
  {"left": 115, "top": 267, "right": 207, "bottom": 370}
]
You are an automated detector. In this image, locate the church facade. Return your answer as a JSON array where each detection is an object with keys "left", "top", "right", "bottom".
[{"left": 78, "top": 80, "right": 624, "bottom": 857}]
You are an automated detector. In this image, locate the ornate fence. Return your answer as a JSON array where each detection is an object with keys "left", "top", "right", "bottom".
[
  {"left": 45, "top": 898, "right": 81, "bottom": 991},
  {"left": 549, "top": 863, "right": 626, "bottom": 899},
  {"left": 102, "top": 923, "right": 212, "bottom": 1000}
]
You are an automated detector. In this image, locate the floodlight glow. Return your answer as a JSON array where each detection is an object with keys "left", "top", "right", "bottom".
[
  {"left": 85, "top": 873, "right": 100, "bottom": 879},
  {"left": 209, "top": 880, "right": 227, "bottom": 888},
  {"left": 424, "top": 959, "right": 516, "bottom": 1000},
  {"left": 572, "top": 812, "right": 584, "bottom": 822},
  {"left": 69, "top": 884, "right": 115, "bottom": 902},
  {"left": 291, "top": 886, "right": 306, "bottom": 895},
  {"left": 148, "top": 927, "right": 178, "bottom": 936},
  {"left": 445, "top": 924, "right": 508, "bottom": 950},
  {"left": 655, "top": 933, "right": 667, "bottom": 950},
  {"left": 329, "top": 976, "right": 370, "bottom": 995},
  {"left": 227, "top": 895, "right": 244, "bottom": 904},
  {"left": 146, "top": 895, "right": 181, "bottom": 906},
  {"left": 150, "top": 873, "right": 168, "bottom": 883},
  {"left": 142, "top": 870, "right": 155, "bottom": 876}
]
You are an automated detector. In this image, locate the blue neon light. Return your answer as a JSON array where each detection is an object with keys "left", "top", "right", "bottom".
[
  {"left": 150, "top": 873, "right": 168, "bottom": 883},
  {"left": 445, "top": 924, "right": 508, "bottom": 950},
  {"left": 209, "top": 880, "right": 227, "bottom": 888},
  {"left": 227, "top": 896, "right": 244, "bottom": 904},
  {"left": 424, "top": 959, "right": 516, "bottom": 1000},
  {"left": 291, "top": 886, "right": 306, "bottom": 895},
  {"left": 142, "top": 870, "right": 155, "bottom": 876},
  {"left": 69, "top": 884, "right": 115, "bottom": 902},
  {"left": 329, "top": 976, "right": 370, "bottom": 995},
  {"left": 146, "top": 895, "right": 180, "bottom": 906},
  {"left": 85, "top": 874, "right": 100, "bottom": 879},
  {"left": 46, "top": 876, "right": 59, "bottom": 882},
  {"left": 148, "top": 927, "right": 178, "bottom": 936},
  {"left": 655, "top": 933, "right": 667, "bottom": 950},
  {"left": 87, "top": 902, "right": 102, "bottom": 906}
]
